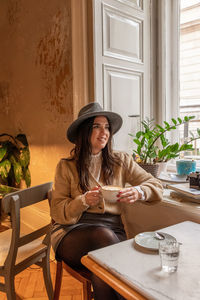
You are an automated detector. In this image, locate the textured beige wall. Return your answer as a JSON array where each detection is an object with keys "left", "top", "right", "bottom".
[{"left": 0, "top": 0, "right": 76, "bottom": 186}]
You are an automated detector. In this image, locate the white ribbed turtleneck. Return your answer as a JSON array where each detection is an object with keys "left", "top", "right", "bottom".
[{"left": 89, "top": 151, "right": 102, "bottom": 182}]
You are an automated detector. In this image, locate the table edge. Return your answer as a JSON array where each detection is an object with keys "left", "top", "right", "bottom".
[{"left": 81, "top": 255, "right": 147, "bottom": 300}]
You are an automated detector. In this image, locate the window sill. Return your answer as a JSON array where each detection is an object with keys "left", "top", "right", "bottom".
[{"left": 163, "top": 188, "right": 200, "bottom": 215}]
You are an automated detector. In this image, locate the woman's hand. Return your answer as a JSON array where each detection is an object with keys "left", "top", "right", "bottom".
[
  {"left": 85, "top": 186, "right": 101, "bottom": 207},
  {"left": 117, "top": 187, "right": 141, "bottom": 204}
]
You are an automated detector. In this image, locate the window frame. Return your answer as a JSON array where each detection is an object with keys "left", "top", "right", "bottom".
[
  {"left": 157, "top": 0, "right": 200, "bottom": 172},
  {"left": 157, "top": 0, "right": 180, "bottom": 138}
]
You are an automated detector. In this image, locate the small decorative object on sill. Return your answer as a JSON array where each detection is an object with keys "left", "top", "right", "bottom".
[
  {"left": 176, "top": 160, "right": 196, "bottom": 175},
  {"left": 129, "top": 116, "right": 200, "bottom": 177},
  {"left": 187, "top": 172, "right": 200, "bottom": 190}
]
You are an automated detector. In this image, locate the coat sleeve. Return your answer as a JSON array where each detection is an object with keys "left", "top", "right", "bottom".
[
  {"left": 50, "top": 159, "right": 89, "bottom": 225},
  {"left": 122, "top": 153, "right": 163, "bottom": 203}
]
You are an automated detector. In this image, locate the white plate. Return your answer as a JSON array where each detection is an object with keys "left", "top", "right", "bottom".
[
  {"left": 158, "top": 172, "right": 187, "bottom": 183},
  {"left": 134, "top": 232, "right": 176, "bottom": 250}
]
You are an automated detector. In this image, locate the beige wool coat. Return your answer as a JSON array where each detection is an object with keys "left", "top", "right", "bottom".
[{"left": 50, "top": 151, "right": 163, "bottom": 228}]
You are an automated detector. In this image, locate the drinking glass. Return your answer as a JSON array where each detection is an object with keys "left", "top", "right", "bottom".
[{"left": 159, "top": 240, "right": 180, "bottom": 273}]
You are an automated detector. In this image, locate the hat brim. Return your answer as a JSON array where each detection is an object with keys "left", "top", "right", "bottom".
[{"left": 67, "top": 111, "right": 123, "bottom": 143}]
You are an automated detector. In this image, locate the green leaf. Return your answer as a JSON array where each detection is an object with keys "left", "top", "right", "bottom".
[
  {"left": 140, "top": 136, "right": 146, "bottom": 147},
  {"left": 19, "top": 147, "right": 30, "bottom": 168},
  {"left": 179, "top": 144, "right": 193, "bottom": 151},
  {"left": 184, "top": 115, "right": 195, "bottom": 122},
  {"left": 133, "top": 139, "right": 141, "bottom": 146},
  {"left": 136, "top": 131, "right": 143, "bottom": 139},
  {"left": 137, "top": 145, "right": 142, "bottom": 155},
  {"left": 0, "top": 159, "right": 11, "bottom": 180},
  {"left": 144, "top": 133, "right": 149, "bottom": 139},
  {"left": 0, "top": 145, "right": 7, "bottom": 162},
  {"left": 188, "top": 116, "right": 195, "bottom": 120},
  {"left": 9, "top": 154, "right": 17, "bottom": 165},
  {"left": 23, "top": 168, "right": 31, "bottom": 187},
  {"left": 160, "top": 135, "right": 169, "bottom": 147},
  {"left": 0, "top": 184, "right": 18, "bottom": 197},
  {"left": 156, "top": 124, "right": 165, "bottom": 132},
  {"left": 13, "top": 162, "right": 23, "bottom": 184},
  {"left": 158, "top": 149, "right": 167, "bottom": 158},
  {"left": 172, "top": 118, "right": 177, "bottom": 125},
  {"left": 171, "top": 143, "right": 179, "bottom": 152},
  {"left": 166, "top": 153, "right": 179, "bottom": 160},
  {"left": 164, "top": 121, "right": 170, "bottom": 129},
  {"left": 178, "top": 118, "right": 182, "bottom": 124}
]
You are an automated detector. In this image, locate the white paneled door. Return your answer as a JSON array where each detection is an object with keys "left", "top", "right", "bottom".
[{"left": 93, "top": 0, "right": 152, "bottom": 153}]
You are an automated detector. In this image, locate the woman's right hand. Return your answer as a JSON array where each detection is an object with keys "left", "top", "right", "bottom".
[{"left": 85, "top": 186, "right": 101, "bottom": 207}]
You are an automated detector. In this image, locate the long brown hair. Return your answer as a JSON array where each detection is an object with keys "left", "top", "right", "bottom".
[{"left": 68, "top": 116, "right": 121, "bottom": 193}]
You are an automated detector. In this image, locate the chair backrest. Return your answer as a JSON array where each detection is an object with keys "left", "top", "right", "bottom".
[
  {"left": 1, "top": 182, "right": 53, "bottom": 270},
  {"left": 3, "top": 182, "right": 53, "bottom": 212},
  {"left": 47, "top": 189, "right": 55, "bottom": 225}
]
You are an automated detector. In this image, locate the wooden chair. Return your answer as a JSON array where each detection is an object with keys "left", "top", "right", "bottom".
[
  {"left": 0, "top": 182, "right": 54, "bottom": 300},
  {"left": 48, "top": 190, "right": 94, "bottom": 300},
  {"left": 54, "top": 260, "right": 93, "bottom": 300}
]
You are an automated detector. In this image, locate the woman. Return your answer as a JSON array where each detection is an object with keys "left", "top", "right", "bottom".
[{"left": 51, "top": 102, "right": 163, "bottom": 300}]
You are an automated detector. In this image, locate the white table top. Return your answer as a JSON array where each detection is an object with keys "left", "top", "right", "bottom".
[{"left": 88, "top": 221, "right": 200, "bottom": 300}]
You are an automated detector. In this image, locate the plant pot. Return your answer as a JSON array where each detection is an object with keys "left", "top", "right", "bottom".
[
  {"left": 139, "top": 163, "right": 160, "bottom": 178},
  {"left": 157, "top": 162, "right": 168, "bottom": 177}
]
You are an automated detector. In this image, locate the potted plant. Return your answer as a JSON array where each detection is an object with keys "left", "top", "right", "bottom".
[
  {"left": 0, "top": 133, "right": 31, "bottom": 188},
  {"left": 129, "top": 116, "right": 200, "bottom": 177}
]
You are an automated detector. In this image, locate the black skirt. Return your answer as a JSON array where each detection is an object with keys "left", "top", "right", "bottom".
[
  {"left": 51, "top": 212, "right": 127, "bottom": 253},
  {"left": 77, "top": 212, "right": 127, "bottom": 240}
]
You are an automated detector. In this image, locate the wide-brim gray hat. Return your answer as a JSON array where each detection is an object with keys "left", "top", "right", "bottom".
[{"left": 67, "top": 102, "right": 123, "bottom": 143}]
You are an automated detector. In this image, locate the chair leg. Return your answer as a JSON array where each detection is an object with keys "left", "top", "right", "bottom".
[
  {"left": 82, "top": 280, "right": 93, "bottom": 300},
  {"left": 53, "top": 261, "right": 63, "bottom": 300},
  {"left": 42, "top": 255, "right": 54, "bottom": 300},
  {"left": 4, "top": 274, "right": 16, "bottom": 300}
]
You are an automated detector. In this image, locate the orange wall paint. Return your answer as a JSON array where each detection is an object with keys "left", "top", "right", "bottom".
[{"left": 0, "top": 0, "right": 75, "bottom": 186}]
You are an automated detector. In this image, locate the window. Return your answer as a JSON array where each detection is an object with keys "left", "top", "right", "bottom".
[
  {"left": 156, "top": 0, "right": 200, "bottom": 172},
  {"left": 179, "top": 0, "right": 200, "bottom": 157}
]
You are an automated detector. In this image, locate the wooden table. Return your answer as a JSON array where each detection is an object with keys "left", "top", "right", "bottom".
[
  {"left": 81, "top": 221, "right": 200, "bottom": 300},
  {"left": 81, "top": 255, "right": 147, "bottom": 300}
]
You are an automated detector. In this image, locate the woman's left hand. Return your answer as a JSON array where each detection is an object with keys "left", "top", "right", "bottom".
[{"left": 117, "top": 187, "right": 141, "bottom": 203}]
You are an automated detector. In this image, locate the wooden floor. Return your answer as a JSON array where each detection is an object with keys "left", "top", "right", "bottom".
[{"left": 0, "top": 260, "right": 83, "bottom": 300}]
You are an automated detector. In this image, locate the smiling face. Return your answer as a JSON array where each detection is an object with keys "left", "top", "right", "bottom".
[{"left": 90, "top": 116, "right": 110, "bottom": 154}]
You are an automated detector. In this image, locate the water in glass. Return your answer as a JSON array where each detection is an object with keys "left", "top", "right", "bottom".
[{"left": 159, "top": 240, "right": 180, "bottom": 273}]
